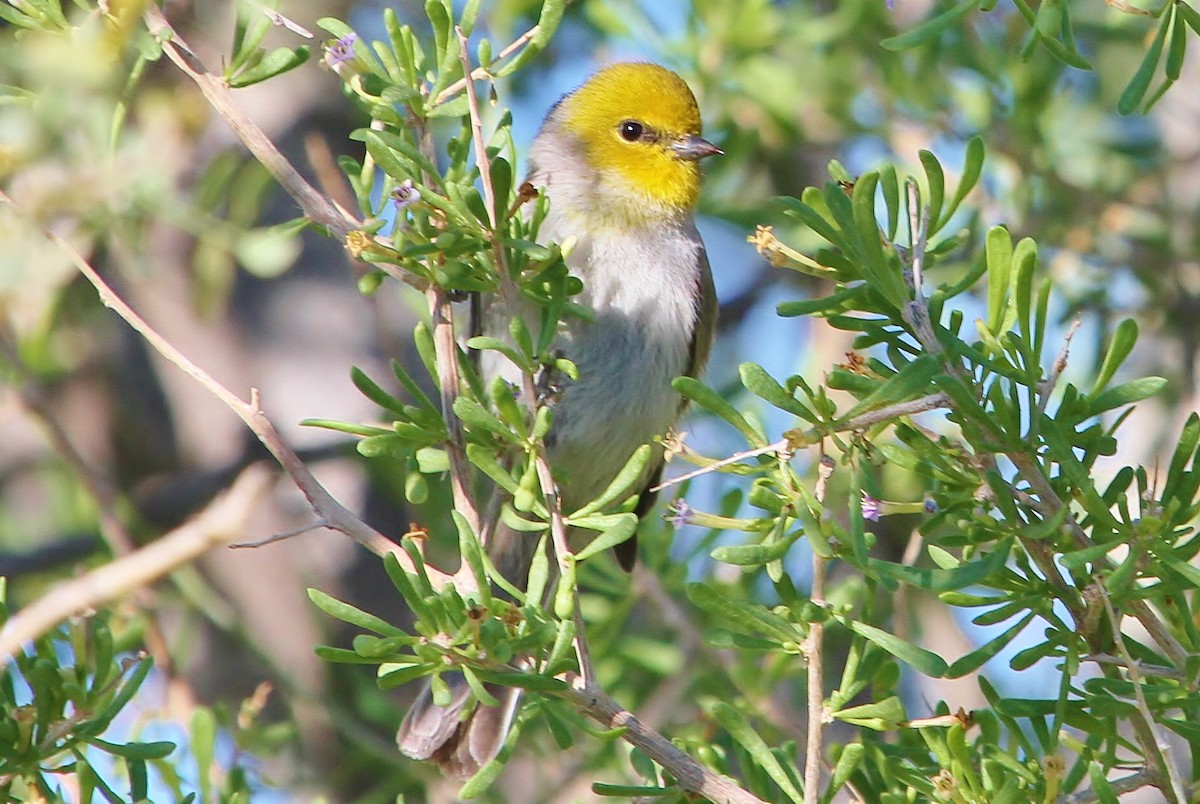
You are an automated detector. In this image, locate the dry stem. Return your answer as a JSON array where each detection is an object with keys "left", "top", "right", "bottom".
[{"left": 0, "top": 466, "right": 272, "bottom": 661}]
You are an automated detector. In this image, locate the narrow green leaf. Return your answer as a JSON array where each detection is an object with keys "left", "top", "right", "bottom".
[
  {"left": 1166, "top": 6, "right": 1186, "bottom": 80},
  {"left": 307, "top": 588, "right": 405, "bottom": 636},
  {"left": 867, "top": 539, "right": 1011, "bottom": 593},
  {"left": 573, "top": 514, "right": 638, "bottom": 562},
  {"left": 593, "top": 783, "right": 676, "bottom": 797},
  {"left": 228, "top": 46, "right": 310, "bottom": 88},
  {"left": 1086, "top": 377, "right": 1166, "bottom": 415},
  {"left": 831, "top": 696, "right": 906, "bottom": 730},
  {"left": 454, "top": 396, "right": 521, "bottom": 443},
  {"left": 674, "top": 377, "right": 766, "bottom": 446},
  {"left": 685, "top": 583, "right": 799, "bottom": 644},
  {"left": 1090, "top": 318, "right": 1140, "bottom": 396},
  {"left": 844, "top": 620, "right": 948, "bottom": 677},
  {"left": 740, "top": 362, "right": 817, "bottom": 419},
  {"left": 88, "top": 738, "right": 175, "bottom": 760},
  {"left": 984, "top": 226, "right": 1013, "bottom": 334},
  {"left": 839, "top": 354, "right": 939, "bottom": 421},
  {"left": 710, "top": 702, "right": 804, "bottom": 803},
  {"left": 711, "top": 534, "right": 798, "bottom": 567},
  {"left": 569, "top": 445, "right": 652, "bottom": 518},
  {"left": 940, "top": 136, "right": 985, "bottom": 229},
  {"left": 1118, "top": 12, "right": 1170, "bottom": 115},
  {"left": 919, "top": 150, "right": 946, "bottom": 235},
  {"left": 946, "top": 613, "right": 1035, "bottom": 677},
  {"left": 880, "top": 0, "right": 977, "bottom": 50}
]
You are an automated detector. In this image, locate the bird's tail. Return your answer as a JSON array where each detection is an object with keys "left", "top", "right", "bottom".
[{"left": 395, "top": 522, "right": 543, "bottom": 778}]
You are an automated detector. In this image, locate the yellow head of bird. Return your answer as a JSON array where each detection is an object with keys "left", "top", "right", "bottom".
[{"left": 555, "top": 63, "right": 720, "bottom": 220}]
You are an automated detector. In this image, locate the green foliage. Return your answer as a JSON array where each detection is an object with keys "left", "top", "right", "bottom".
[{"left": 6, "top": 0, "right": 1200, "bottom": 802}]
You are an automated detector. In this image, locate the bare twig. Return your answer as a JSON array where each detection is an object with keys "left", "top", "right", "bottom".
[
  {"left": 905, "top": 179, "right": 929, "bottom": 298},
  {"left": 804, "top": 455, "right": 835, "bottom": 803},
  {"left": 0, "top": 188, "right": 459, "bottom": 593},
  {"left": 143, "top": 7, "right": 357, "bottom": 239},
  {"left": 1061, "top": 768, "right": 1177, "bottom": 803},
  {"left": 0, "top": 324, "right": 177, "bottom": 675},
  {"left": 427, "top": 285, "right": 483, "bottom": 544},
  {"left": 0, "top": 466, "right": 272, "bottom": 662},
  {"left": 653, "top": 391, "right": 951, "bottom": 493},
  {"left": 1036, "top": 317, "right": 1081, "bottom": 419},
  {"left": 429, "top": 23, "right": 543, "bottom": 108},
  {"left": 1082, "top": 654, "right": 1186, "bottom": 682},
  {"left": 559, "top": 683, "right": 768, "bottom": 804},
  {"left": 230, "top": 519, "right": 332, "bottom": 549}
]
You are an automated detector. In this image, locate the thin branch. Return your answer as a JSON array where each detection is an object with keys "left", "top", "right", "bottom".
[
  {"left": 1082, "top": 654, "right": 1186, "bottom": 682},
  {"left": 427, "top": 286, "right": 483, "bottom": 544},
  {"left": 654, "top": 391, "right": 951, "bottom": 493},
  {"left": 804, "top": 455, "right": 834, "bottom": 803},
  {"left": 229, "top": 519, "right": 331, "bottom": 549},
  {"left": 1095, "top": 580, "right": 1186, "bottom": 804},
  {"left": 143, "top": 6, "right": 357, "bottom": 239},
  {"left": 1061, "top": 769, "right": 1175, "bottom": 803},
  {"left": 429, "top": 23, "right": 542, "bottom": 108},
  {"left": 455, "top": 26, "right": 593, "bottom": 684},
  {"left": 1036, "top": 317, "right": 1081, "bottom": 419},
  {"left": 559, "top": 684, "right": 768, "bottom": 804},
  {"left": 0, "top": 188, "right": 460, "bottom": 594},
  {"left": 0, "top": 466, "right": 272, "bottom": 662},
  {"left": 0, "top": 324, "right": 177, "bottom": 675}
]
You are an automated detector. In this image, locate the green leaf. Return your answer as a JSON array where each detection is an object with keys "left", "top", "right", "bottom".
[
  {"left": 88, "top": 738, "right": 175, "bottom": 760},
  {"left": 839, "top": 354, "right": 939, "bottom": 421},
  {"left": 740, "top": 362, "right": 816, "bottom": 419},
  {"left": 191, "top": 707, "right": 216, "bottom": 803},
  {"left": 307, "top": 589, "right": 405, "bottom": 636},
  {"left": 466, "top": 444, "right": 520, "bottom": 494},
  {"left": 1163, "top": 556, "right": 1200, "bottom": 589},
  {"left": 1091, "top": 319, "right": 1139, "bottom": 396},
  {"left": 867, "top": 539, "right": 1011, "bottom": 593},
  {"left": 710, "top": 701, "right": 804, "bottom": 803},
  {"left": 593, "top": 783, "right": 677, "bottom": 797},
  {"left": 569, "top": 445, "right": 652, "bottom": 518},
  {"left": 919, "top": 150, "right": 946, "bottom": 235},
  {"left": 945, "top": 612, "right": 1036, "bottom": 677},
  {"left": 572, "top": 514, "right": 638, "bottom": 562},
  {"left": 822, "top": 743, "right": 865, "bottom": 804},
  {"left": 831, "top": 696, "right": 906, "bottom": 731},
  {"left": 228, "top": 46, "right": 310, "bottom": 88},
  {"left": 454, "top": 397, "right": 521, "bottom": 444},
  {"left": 711, "top": 534, "right": 799, "bottom": 567},
  {"left": 940, "top": 136, "right": 985, "bottom": 229},
  {"left": 490, "top": 0, "right": 565, "bottom": 78},
  {"left": 1118, "top": 11, "right": 1170, "bottom": 115},
  {"left": 984, "top": 226, "right": 1013, "bottom": 334},
  {"left": 880, "top": 0, "right": 977, "bottom": 50},
  {"left": 674, "top": 377, "right": 766, "bottom": 446},
  {"left": 1086, "top": 377, "right": 1166, "bottom": 416},
  {"left": 685, "top": 583, "right": 799, "bottom": 644},
  {"left": 844, "top": 620, "right": 948, "bottom": 677}
]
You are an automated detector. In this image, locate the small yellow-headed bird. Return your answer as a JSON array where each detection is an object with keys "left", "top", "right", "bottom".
[{"left": 397, "top": 62, "right": 720, "bottom": 778}]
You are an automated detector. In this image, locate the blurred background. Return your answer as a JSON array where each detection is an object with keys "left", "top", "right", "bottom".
[{"left": 2, "top": 0, "right": 1197, "bottom": 800}]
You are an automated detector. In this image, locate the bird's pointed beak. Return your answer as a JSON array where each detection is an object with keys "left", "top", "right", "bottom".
[{"left": 672, "top": 135, "right": 723, "bottom": 161}]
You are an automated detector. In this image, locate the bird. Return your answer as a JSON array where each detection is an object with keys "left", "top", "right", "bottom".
[{"left": 397, "top": 61, "right": 720, "bottom": 780}]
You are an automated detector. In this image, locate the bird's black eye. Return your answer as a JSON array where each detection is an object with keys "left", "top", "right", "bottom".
[{"left": 619, "top": 120, "right": 645, "bottom": 142}]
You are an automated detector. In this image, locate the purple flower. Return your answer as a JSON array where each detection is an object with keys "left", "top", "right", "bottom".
[
  {"left": 861, "top": 493, "right": 881, "bottom": 523},
  {"left": 326, "top": 33, "right": 357, "bottom": 67},
  {"left": 391, "top": 179, "right": 421, "bottom": 209},
  {"left": 669, "top": 500, "right": 692, "bottom": 529}
]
